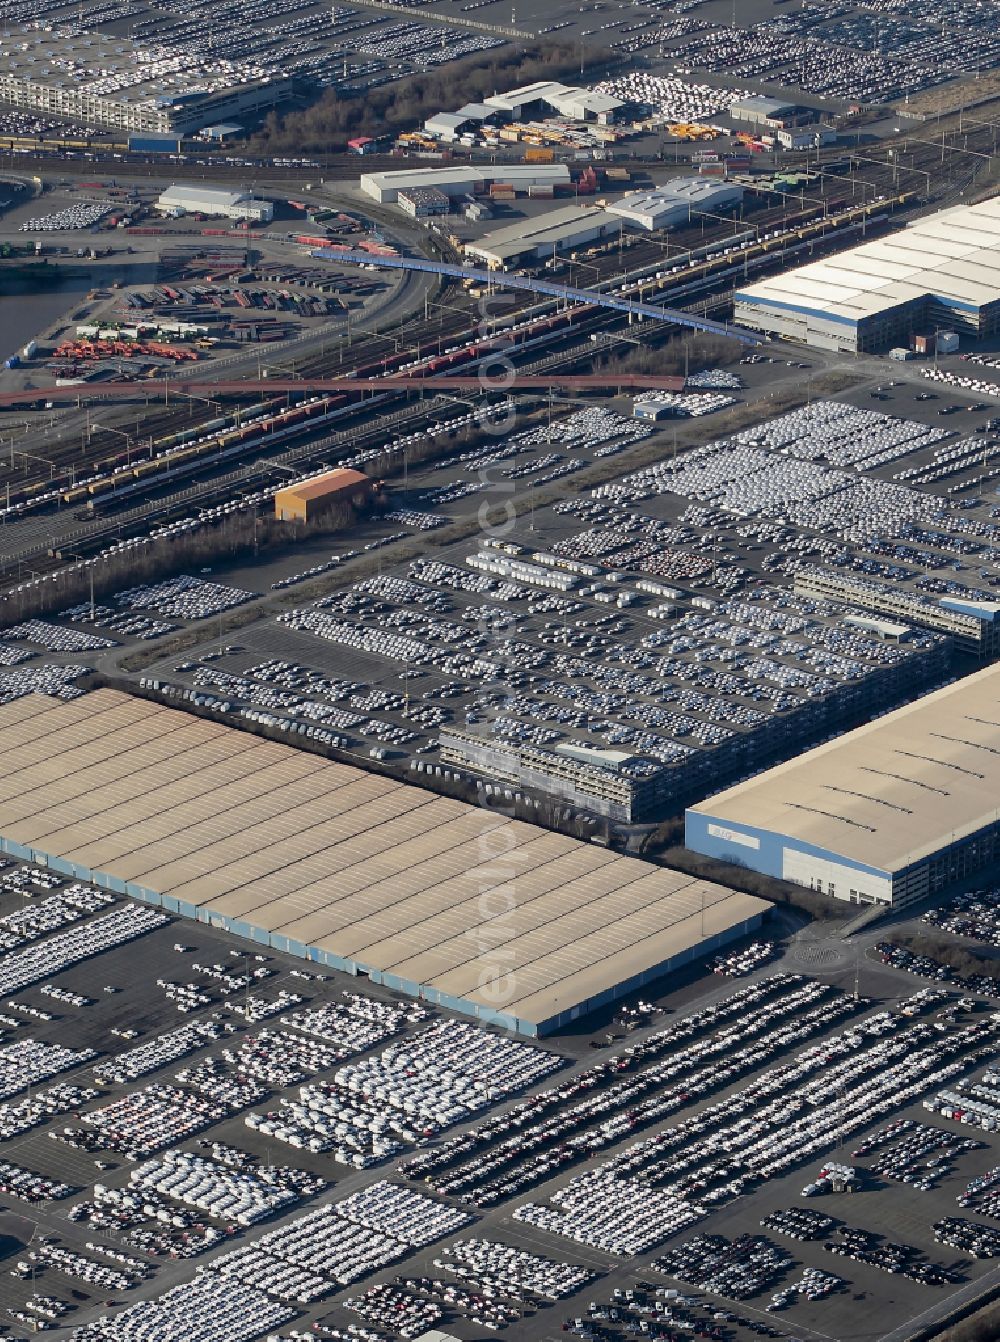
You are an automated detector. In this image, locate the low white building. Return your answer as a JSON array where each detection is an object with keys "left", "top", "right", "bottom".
[
  {"left": 464, "top": 204, "right": 620, "bottom": 267},
  {"left": 606, "top": 179, "right": 743, "bottom": 232},
  {"left": 423, "top": 112, "right": 471, "bottom": 143},
  {"left": 728, "top": 95, "right": 798, "bottom": 127},
  {"left": 776, "top": 126, "right": 838, "bottom": 150},
  {"left": 157, "top": 184, "right": 273, "bottom": 222},
  {"left": 482, "top": 80, "right": 623, "bottom": 124},
  {"left": 360, "top": 164, "right": 569, "bottom": 204}
]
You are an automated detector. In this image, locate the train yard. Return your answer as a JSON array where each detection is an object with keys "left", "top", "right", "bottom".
[{"left": 0, "top": 176, "right": 921, "bottom": 573}]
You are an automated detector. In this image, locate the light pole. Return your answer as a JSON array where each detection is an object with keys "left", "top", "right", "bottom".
[{"left": 91, "top": 423, "right": 135, "bottom": 467}]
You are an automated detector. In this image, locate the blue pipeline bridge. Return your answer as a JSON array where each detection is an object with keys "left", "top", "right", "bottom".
[{"left": 309, "top": 248, "right": 763, "bottom": 344}]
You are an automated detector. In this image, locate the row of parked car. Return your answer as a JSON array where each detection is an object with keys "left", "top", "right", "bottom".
[
  {"left": 0, "top": 902, "right": 168, "bottom": 1000},
  {"left": 524, "top": 1002, "right": 999, "bottom": 1258},
  {"left": 0, "top": 882, "right": 112, "bottom": 953},
  {"left": 129, "top": 1149, "right": 322, "bottom": 1228},
  {"left": 822, "top": 1225, "right": 957, "bottom": 1286},
  {"left": 0, "top": 1160, "right": 75, "bottom": 1204},
  {"left": 343, "top": 1282, "right": 443, "bottom": 1339},
  {"left": 652, "top": 1234, "right": 791, "bottom": 1302},
  {"left": 0, "top": 1036, "right": 95, "bottom": 1103},
  {"left": 874, "top": 942, "right": 1000, "bottom": 997},
  {"left": 93, "top": 1020, "right": 226, "bottom": 1085},
  {"left": 922, "top": 888, "right": 1000, "bottom": 947},
  {"left": 474, "top": 981, "right": 859, "bottom": 1212},
  {"left": 864, "top": 1123, "right": 983, "bottom": 1193},
  {"left": 0, "top": 1082, "right": 97, "bottom": 1143},
  {"left": 70, "top": 1272, "right": 294, "bottom": 1342},
  {"left": 933, "top": 1217, "right": 1000, "bottom": 1259}
]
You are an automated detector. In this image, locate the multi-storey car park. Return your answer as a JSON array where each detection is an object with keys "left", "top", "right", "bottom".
[
  {"left": 793, "top": 568, "right": 1000, "bottom": 659},
  {"left": 687, "top": 661, "right": 1000, "bottom": 911},
  {"left": 0, "top": 30, "right": 294, "bottom": 136},
  {"left": 0, "top": 0, "right": 506, "bottom": 135}
]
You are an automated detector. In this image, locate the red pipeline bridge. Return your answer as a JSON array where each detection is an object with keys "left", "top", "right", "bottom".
[
  {"left": 309, "top": 246, "right": 763, "bottom": 344},
  {"left": 0, "top": 374, "right": 688, "bottom": 407}
]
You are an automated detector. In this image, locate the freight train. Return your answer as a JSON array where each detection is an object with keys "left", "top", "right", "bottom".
[
  {"left": 56, "top": 394, "right": 355, "bottom": 509},
  {"left": 0, "top": 190, "right": 912, "bottom": 526}
]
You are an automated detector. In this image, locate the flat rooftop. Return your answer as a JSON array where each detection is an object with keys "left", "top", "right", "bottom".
[
  {"left": 689, "top": 662, "right": 1000, "bottom": 875},
  {"left": 465, "top": 205, "right": 619, "bottom": 261},
  {"left": 0, "top": 690, "right": 765, "bottom": 1034},
  {"left": 735, "top": 196, "right": 1000, "bottom": 325},
  {"left": 0, "top": 28, "right": 267, "bottom": 110}
]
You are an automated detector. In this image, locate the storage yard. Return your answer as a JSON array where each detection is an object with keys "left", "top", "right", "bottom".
[
  {"left": 78, "top": 379, "right": 1000, "bottom": 834},
  {"left": 4, "top": 369, "right": 1000, "bottom": 842},
  {"left": 6, "top": 3, "right": 1000, "bottom": 1340},
  {"left": 0, "top": 846, "right": 993, "bottom": 1342}
]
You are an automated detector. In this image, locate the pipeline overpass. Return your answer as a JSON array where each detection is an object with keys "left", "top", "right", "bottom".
[
  {"left": 0, "top": 373, "right": 689, "bottom": 408},
  {"left": 309, "top": 247, "right": 762, "bottom": 343}
]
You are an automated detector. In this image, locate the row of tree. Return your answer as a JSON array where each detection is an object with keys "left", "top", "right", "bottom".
[{"left": 253, "top": 41, "right": 599, "bottom": 152}]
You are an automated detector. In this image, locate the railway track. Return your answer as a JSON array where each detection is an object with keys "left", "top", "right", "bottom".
[{"left": 0, "top": 141, "right": 969, "bottom": 563}]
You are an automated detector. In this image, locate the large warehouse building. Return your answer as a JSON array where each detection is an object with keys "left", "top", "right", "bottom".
[
  {"left": 0, "top": 690, "right": 766, "bottom": 1036},
  {"left": 158, "top": 185, "right": 273, "bottom": 222},
  {"left": 606, "top": 180, "right": 743, "bottom": 232},
  {"left": 463, "top": 205, "right": 621, "bottom": 268},
  {"left": 482, "top": 80, "right": 623, "bottom": 124},
  {"left": 686, "top": 663, "right": 1000, "bottom": 910},
  {"left": 360, "top": 165, "right": 570, "bottom": 204},
  {"left": 734, "top": 197, "right": 1000, "bottom": 352}
]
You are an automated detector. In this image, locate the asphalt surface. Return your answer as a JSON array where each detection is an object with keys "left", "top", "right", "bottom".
[{"left": 0, "top": 859, "right": 998, "bottom": 1342}]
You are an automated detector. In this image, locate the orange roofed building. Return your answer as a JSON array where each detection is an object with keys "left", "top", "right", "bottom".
[{"left": 274, "top": 467, "right": 374, "bottom": 522}]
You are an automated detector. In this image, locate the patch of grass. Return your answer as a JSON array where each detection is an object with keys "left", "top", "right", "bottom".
[
  {"left": 932, "top": 1297, "right": 1000, "bottom": 1342},
  {"left": 889, "top": 931, "right": 999, "bottom": 976}
]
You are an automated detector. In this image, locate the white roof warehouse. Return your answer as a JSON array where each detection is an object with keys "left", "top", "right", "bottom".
[
  {"left": 687, "top": 662, "right": 1000, "bottom": 910},
  {"left": 157, "top": 184, "right": 273, "bottom": 222},
  {"left": 360, "top": 165, "right": 570, "bottom": 204},
  {"left": 734, "top": 196, "right": 1000, "bottom": 352}
]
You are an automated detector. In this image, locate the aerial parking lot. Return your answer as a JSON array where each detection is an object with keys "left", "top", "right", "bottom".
[
  {"left": 78, "top": 372, "right": 996, "bottom": 827},
  {"left": 6, "top": 7, "right": 1000, "bottom": 1342},
  {"left": 0, "top": 851, "right": 997, "bottom": 1341},
  {"left": 6, "top": 359, "right": 1000, "bottom": 831}
]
